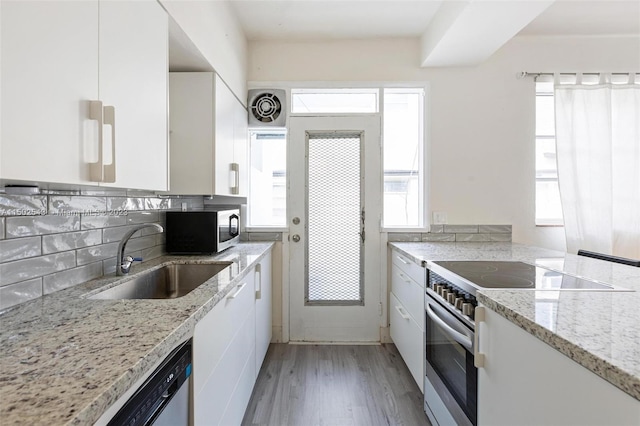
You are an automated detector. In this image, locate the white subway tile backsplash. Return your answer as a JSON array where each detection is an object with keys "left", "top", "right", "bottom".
[
  {"left": 387, "top": 233, "right": 422, "bottom": 242},
  {"left": 0, "top": 278, "right": 43, "bottom": 311},
  {"left": 141, "top": 245, "right": 164, "bottom": 262},
  {"left": 126, "top": 211, "right": 159, "bottom": 225},
  {"left": 6, "top": 215, "right": 80, "bottom": 238},
  {"left": 455, "top": 233, "right": 490, "bottom": 242},
  {"left": 102, "top": 225, "right": 151, "bottom": 243},
  {"left": 0, "top": 195, "right": 48, "bottom": 216},
  {"left": 48, "top": 196, "right": 106, "bottom": 214},
  {"left": 422, "top": 233, "right": 456, "bottom": 242},
  {"left": 388, "top": 224, "right": 513, "bottom": 245},
  {"left": 0, "top": 193, "right": 206, "bottom": 309},
  {"left": 0, "top": 252, "right": 76, "bottom": 286},
  {"left": 43, "top": 262, "right": 103, "bottom": 295},
  {"left": 444, "top": 225, "right": 479, "bottom": 233},
  {"left": 0, "top": 236, "right": 42, "bottom": 262},
  {"left": 124, "top": 235, "right": 157, "bottom": 253},
  {"left": 479, "top": 225, "right": 512, "bottom": 234},
  {"left": 107, "top": 197, "right": 146, "bottom": 211},
  {"left": 430, "top": 225, "right": 444, "bottom": 234},
  {"left": 76, "top": 242, "right": 119, "bottom": 265},
  {"left": 490, "top": 233, "right": 512, "bottom": 242},
  {"left": 80, "top": 214, "right": 127, "bottom": 230},
  {"left": 145, "top": 198, "right": 171, "bottom": 210},
  {"left": 42, "top": 230, "right": 102, "bottom": 254}
]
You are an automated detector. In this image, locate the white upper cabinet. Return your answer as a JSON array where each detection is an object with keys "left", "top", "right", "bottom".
[
  {"left": 98, "top": 1, "right": 168, "bottom": 191},
  {"left": 168, "top": 72, "right": 248, "bottom": 197},
  {"left": 1, "top": 0, "right": 99, "bottom": 185},
  {"left": 0, "top": 0, "right": 168, "bottom": 190}
]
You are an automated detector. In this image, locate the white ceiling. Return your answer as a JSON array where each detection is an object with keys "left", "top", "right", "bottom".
[
  {"left": 229, "top": 0, "right": 443, "bottom": 40},
  {"left": 229, "top": 0, "right": 640, "bottom": 41}
]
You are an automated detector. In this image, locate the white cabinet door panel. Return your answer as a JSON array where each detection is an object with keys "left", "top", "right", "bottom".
[
  {"left": 194, "top": 303, "right": 256, "bottom": 426},
  {"left": 391, "top": 264, "right": 424, "bottom": 325},
  {"left": 214, "top": 74, "right": 235, "bottom": 196},
  {"left": 478, "top": 306, "right": 640, "bottom": 425},
  {"left": 99, "top": 0, "right": 168, "bottom": 191},
  {"left": 1, "top": 0, "right": 98, "bottom": 185},
  {"left": 391, "top": 250, "right": 425, "bottom": 285},
  {"left": 255, "top": 252, "right": 272, "bottom": 375},
  {"left": 390, "top": 292, "right": 424, "bottom": 392},
  {"left": 193, "top": 273, "right": 254, "bottom": 397}
]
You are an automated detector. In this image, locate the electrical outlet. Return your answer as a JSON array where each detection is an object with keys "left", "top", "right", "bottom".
[
  {"left": 181, "top": 202, "right": 187, "bottom": 212},
  {"left": 432, "top": 211, "right": 447, "bottom": 225}
]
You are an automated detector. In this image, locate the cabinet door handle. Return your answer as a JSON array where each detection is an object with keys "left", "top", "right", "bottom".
[
  {"left": 396, "top": 255, "right": 410, "bottom": 265},
  {"left": 102, "top": 105, "right": 116, "bottom": 183},
  {"left": 89, "top": 101, "right": 104, "bottom": 182},
  {"left": 474, "top": 306, "right": 486, "bottom": 368},
  {"left": 398, "top": 272, "right": 411, "bottom": 283},
  {"left": 226, "top": 282, "right": 247, "bottom": 299},
  {"left": 255, "top": 263, "right": 262, "bottom": 300},
  {"left": 395, "top": 305, "right": 411, "bottom": 320},
  {"left": 230, "top": 162, "right": 239, "bottom": 195}
]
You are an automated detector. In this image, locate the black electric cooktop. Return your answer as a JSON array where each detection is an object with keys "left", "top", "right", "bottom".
[{"left": 432, "top": 261, "right": 615, "bottom": 291}]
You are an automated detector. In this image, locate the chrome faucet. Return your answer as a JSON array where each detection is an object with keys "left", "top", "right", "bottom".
[{"left": 116, "top": 223, "right": 164, "bottom": 276}]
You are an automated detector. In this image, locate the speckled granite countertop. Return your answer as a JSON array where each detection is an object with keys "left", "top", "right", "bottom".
[
  {"left": 0, "top": 243, "right": 273, "bottom": 425},
  {"left": 390, "top": 242, "right": 640, "bottom": 402}
]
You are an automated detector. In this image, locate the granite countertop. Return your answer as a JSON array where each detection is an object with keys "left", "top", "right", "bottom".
[
  {"left": 0, "top": 242, "right": 274, "bottom": 425},
  {"left": 390, "top": 242, "right": 640, "bottom": 402}
]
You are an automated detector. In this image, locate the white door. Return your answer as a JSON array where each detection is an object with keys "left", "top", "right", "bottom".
[{"left": 289, "top": 115, "right": 382, "bottom": 342}]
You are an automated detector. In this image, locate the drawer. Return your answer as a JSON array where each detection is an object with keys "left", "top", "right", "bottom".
[
  {"left": 390, "top": 292, "right": 424, "bottom": 393},
  {"left": 193, "top": 273, "right": 255, "bottom": 396},
  {"left": 391, "top": 265, "right": 424, "bottom": 327},
  {"left": 391, "top": 250, "right": 425, "bottom": 286}
]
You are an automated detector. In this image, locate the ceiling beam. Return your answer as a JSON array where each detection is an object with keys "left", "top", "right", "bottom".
[{"left": 421, "top": 0, "right": 556, "bottom": 67}]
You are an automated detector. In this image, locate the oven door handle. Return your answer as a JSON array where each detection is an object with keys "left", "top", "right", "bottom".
[{"left": 426, "top": 302, "right": 473, "bottom": 352}]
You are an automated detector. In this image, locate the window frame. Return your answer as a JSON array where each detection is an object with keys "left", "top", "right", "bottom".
[
  {"left": 246, "top": 81, "right": 430, "bottom": 232},
  {"left": 535, "top": 77, "right": 564, "bottom": 227}
]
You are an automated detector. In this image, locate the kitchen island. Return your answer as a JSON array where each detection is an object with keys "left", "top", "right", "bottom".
[
  {"left": 390, "top": 241, "right": 640, "bottom": 404},
  {"left": 0, "top": 243, "right": 273, "bottom": 425}
]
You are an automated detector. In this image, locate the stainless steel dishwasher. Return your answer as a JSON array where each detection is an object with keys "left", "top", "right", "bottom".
[{"left": 108, "top": 340, "right": 192, "bottom": 426}]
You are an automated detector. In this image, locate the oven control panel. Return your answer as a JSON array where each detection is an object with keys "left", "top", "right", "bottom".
[{"left": 428, "top": 270, "right": 478, "bottom": 320}]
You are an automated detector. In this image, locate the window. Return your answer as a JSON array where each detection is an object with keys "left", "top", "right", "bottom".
[
  {"left": 247, "top": 131, "right": 287, "bottom": 227},
  {"left": 291, "top": 89, "right": 378, "bottom": 113},
  {"left": 535, "top": 79, "right": 563, "bottom": 225},
  {"left": 382, "top": 88, "right": 425, "bottom": 228}
]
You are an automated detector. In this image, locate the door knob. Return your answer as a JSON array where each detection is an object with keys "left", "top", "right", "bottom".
[
  {"left": 292, "top": 234, "right": 300, "bottom": 242},
  {"left": 292, "top": 217, "right": 300, "bottom": 225}
]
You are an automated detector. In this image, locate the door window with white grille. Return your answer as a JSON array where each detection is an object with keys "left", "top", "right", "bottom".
[{"left": 306, "top": 133, "right": 363, "bottom": 305}]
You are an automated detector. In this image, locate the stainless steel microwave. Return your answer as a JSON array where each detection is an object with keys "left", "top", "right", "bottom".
[{"left": 165, "top": 209, "right": 240, "bottom": 254}]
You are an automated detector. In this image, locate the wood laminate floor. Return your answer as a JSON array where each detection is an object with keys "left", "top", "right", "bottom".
[{"left": 242, "top": 343, "right": 431, "bottom": 426}]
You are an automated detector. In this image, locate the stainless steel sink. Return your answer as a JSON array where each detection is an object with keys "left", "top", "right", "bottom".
[{"left": 90, "top": 262, "right": 233, "bottom": 300}]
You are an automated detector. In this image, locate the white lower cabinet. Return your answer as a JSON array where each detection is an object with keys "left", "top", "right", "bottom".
[
  {"left": 389, "top": 249, "right": 425, "bottom": 392},
  {"left": 478, "top": 305, "right": 640, "bottom": 425},
  {"left": 193, "top": 252, "right": 273, "bottom": 425},
  {"left": 255, "top": 251, "right": 272, "bottom": 376}
]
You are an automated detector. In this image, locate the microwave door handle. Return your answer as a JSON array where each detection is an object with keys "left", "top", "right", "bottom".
[
  {"left": 229, "top": 214, "right": 239, "bottom": 238},
  {"left": 426, "top": 302, "right": 473, "bottom": 351}
]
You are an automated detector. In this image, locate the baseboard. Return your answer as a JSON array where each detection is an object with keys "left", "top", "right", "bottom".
[
  {"left": 271, "top": 326, "right": 284, "bottom": 343},
  {"left": 288, "top": 341, "right": 381, "bottom": 345},
  {"left": 380, "top": 326, "right": 392, "bottom": 343}
]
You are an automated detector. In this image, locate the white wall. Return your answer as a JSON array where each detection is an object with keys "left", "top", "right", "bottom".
[
  {"left": 161, "top": 0, "right": 248, "bottom": 103},
  {"left": 248, "top": 35, "right": 640, "bottom": 251}
]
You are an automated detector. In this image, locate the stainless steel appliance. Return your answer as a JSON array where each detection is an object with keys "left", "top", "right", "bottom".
[
  {"left": 423, "top": 260, "right": 623, "bottom": 426},
  {"left": 166, "top": 209, "right": 239, "bottom": 254},
  {"left": 108, "top": 340, "right": 192, "bottom": 426}
]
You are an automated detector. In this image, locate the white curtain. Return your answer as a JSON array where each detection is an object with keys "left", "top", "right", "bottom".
[{"left": 554, "top": 73, "right": 640, "bottom": 259}]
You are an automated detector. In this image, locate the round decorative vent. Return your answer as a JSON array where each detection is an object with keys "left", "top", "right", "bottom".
[{"left": 250, "top": 93, "right": 282, "bottom": 123}]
